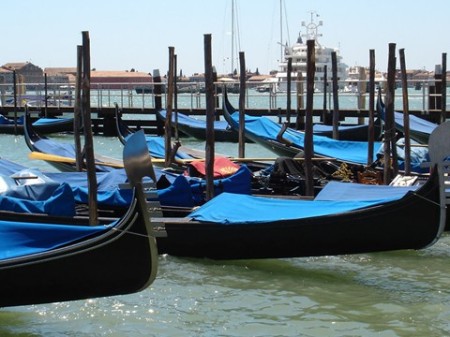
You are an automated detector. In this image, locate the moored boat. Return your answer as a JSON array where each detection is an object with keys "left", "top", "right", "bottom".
[
  {"left": 23, "top": 109, "right": 122, "bottom": 172},
  {"left": 152, "top": 121, "right": 450, "bottom": 259},
  {"left": 156, "top": 109, "right": 240, "bottom": 142},
  {"left": 0, "top": 130, "right": 158, "bottom": 307},
  {"left": 0, "top": 113, "right": 74, "bottom": 135},
  {"left": 222, "top": 90, "right": 430, "bottom": 175},
  {"left": 276, "top": 13, "right": 348, "bottom": 92}
]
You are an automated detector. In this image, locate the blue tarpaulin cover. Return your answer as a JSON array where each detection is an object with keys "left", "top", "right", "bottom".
[
  {"left": 124, "top": 134, "right": 195, "bottom": 160},
  {"left": 0, "top": 182, "right": 76, "bottom": 216},
  {"left": 394, "top": 111, "right": 437, "bottom": 135},
  {"left": 188, "top": 192, "right": 403, "bottom": 225},
  {"left": 228, "top": 111, "right": 383, "bottom": 164},
  {"left": 227, "top": 111, "right": 429, "bottom": 172},
  {"left": 0, "top": 158, "right": 252, "bottom": 209},
  {"left": 32, "top": 117, "right": 73, "bottom": 127},
  {"left": 158, "top": 110, "right": 231, "bottom": 131},
  {"left": 0, "top": 219, "right": 110, "bottom": 260},
  {"left": 312, "top": 123, "right": 366, "bottom": 133},
  {"left": 315, "top": 180, "right": 417, "bottom": 201}
]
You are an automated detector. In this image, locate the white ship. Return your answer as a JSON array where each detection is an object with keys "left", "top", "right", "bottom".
[{"left": 276, "top": 13, "right": 348, "bottom": 92}]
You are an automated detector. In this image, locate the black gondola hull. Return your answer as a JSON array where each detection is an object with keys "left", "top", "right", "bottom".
[{"left": 156, "top": 171, "right": 441, "bottom": 260}]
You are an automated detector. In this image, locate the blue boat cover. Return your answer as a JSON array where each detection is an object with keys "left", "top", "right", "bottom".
[
  {"left": 379, "top": 103, "right": 437, "bottom": 137},
  {"left": 32, "top": 138, "right": 86, "bottom": 162},
  {"left": 0, "top": 181, "right": 76, "bottom": 216},
  {"left": 31, "top": 138, "right": 115, "bottom": 172},
  {"left": 227, "top": 111, "right": 429, "bottom": 172},
  {"left": 0, "top": 158, "right": 252, "bottom": 209},
  {"left": 315, "top": 180, "right": 418, "bottom": 201},
  {"left": 189, "top": 192, "right": 402, "bottom": 224},
  {"left": 32, "top": 117, "right": 73, "bottom": 127},
  {"left": 227, "top": 111, "right": 383, "bottom": 164},
  {"left": 0, "top": 115, "right": 71, "bottom": 127},
  {"left": 393, "top": 111, "right": 437, "bottom": 135},
  {"left": 0, "top": 219, "right": 109, "bottom": 260},
  {"left": 0, "top": 115, "right": 24, "bottom": 125},
  {"left": 158, "top": 110, "right": 230, "bottom": 131},
  {"left": 124, "top": 133, "right": 195, "bottom": 160},
  {"left": 312, "top": 123, "right": 366, "bottom": 133}
]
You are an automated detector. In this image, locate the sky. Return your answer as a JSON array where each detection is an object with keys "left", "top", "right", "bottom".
[{"left": 1, "top": 0, "right": 449, "bottom": 76}]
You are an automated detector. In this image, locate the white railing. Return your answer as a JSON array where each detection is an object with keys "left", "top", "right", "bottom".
[{"left": 0, "top": 80, "right": 448, "bottom": 113}]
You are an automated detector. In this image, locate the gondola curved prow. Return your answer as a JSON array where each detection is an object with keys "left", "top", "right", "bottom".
[{"left": 115, "top": 103, "right": 135, "bottom": 145}]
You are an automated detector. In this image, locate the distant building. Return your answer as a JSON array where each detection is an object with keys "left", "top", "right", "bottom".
[
  {"left": 2, "top": 62, "right": 44, "bottom": 88},
  {"left": 90, "top": 70, "right": 153, "bottom": 91},
  {"left": 0, "top": 67, "right": 13, "bottom": 87},
  {"left": 44, "top": 67, "right": 77, "bottom": 85}
]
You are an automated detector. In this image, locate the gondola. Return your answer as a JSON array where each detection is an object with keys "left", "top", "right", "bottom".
[
  {"left": 155, "top": 109, "right": 240, "bottom": 142},
  {"left": 222, "top": 90, "right": 430, "bottom": 174},
  {"left": 0, "top": 114, "right": 74, "bottom": 135},
  {"left": 115, "top": 106, "right": 207, "bottom": 161},
  {"left": 23, "top": 108, "right": 122, "bottom": 172},
  {"left": 311, "top": 118, "right": 383, "bottom": 141},
  {"left": 153, "top": 120, "right": 450, "bottom": 260},
  {"left": 377, "top": 92, "right": 437, "bottom": 144},
  {"left": 0, "top": 130, "right": 158, "bottom": 307},
  {"left": 1, "top": 155, "right": 254, "bottom": 218}
]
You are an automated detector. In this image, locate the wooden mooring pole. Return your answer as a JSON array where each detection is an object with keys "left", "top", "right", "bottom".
[
  {"left": 238, "top": 51, "right": 246, "bottom": 159},
  {"left": 367, "top": 49, "right": 375, "bottom": 165},
  {"left": 399, "top": 48, "right": 411, "bottom": 175},
  {"left": 384, "top": 43, "right": 398, "bottom": 183},
  {"left": 304, "top": 40, "right": 315, "bottom": 197},
  {"left": 165, "top": 46, "right": 175, "bottom": 167},
  {"left": 204, "top": 34, "right": 215, "bottom": 201},
  {"left": 74, "top": 45, "right": 83, "bottom": 172},
  {"left": 81, "top": 31, "right": 98, "bottom": 225},
  {"left": 331, "top": 51, "right": 339, "bottom": 140}
]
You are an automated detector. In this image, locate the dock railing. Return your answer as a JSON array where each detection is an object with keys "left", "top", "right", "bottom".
[{"left": 0, "top": 79, "right": 448, "bottom": 117}]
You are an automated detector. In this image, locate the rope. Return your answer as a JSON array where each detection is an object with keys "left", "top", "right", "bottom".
[{"left": 411, "top": 191, "right": 442, "bottom": 208}]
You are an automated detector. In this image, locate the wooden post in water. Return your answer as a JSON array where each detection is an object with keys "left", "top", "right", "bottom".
[
  {"left": 384, "top": 43, "right": 398, "bottom": 183},
  {"left": 331, "top": 51, "right": 339, "bottom": 140},
  {"left": 399, "top": 48, "right": 411, "bottom": 175},
  {"left": 286, "top": 57, "right": 292, "bottom": 124},
  {"left": 295, "top": 72, "right": 304, "bottom": 130},
  {"left": 322, "top": 65, "right": 330, "bottom": 124},
  {"left": 153, "top": 69, "right": 162, "bottom": 111},
  {"left": 204, "top": 34, "right": 215, "bottom": 201},
  {"left": 0, "top": 76, "right": 4, "bottom": 107},
  {"left": 441, "top": 53, "right": 447, "bottom": 124},
  {"left": 13, "top": 70, "right": 18, "bottom": 135},
  {"left": 153, "top": 69, "right": 164, "bottom": 135},
  {"left": 81, "top": 31, "right": 98, "bottom": 225},
  {"left": 367, "top": 49, "right": 375, "bottom": 165},
  {"left": 357, "top": 66, "right": 367, "bottom": 124},
  {"left": 44, "top": 73, "right": 48, "bottom": 117},
  {"left": 304, "top": 40, "right": 315, "bottom": 197},
  {"left": 165, "top": 46, "right": 175, "bottom": 167},
  {"left": 212, "top": 67, "right": 220, "bottom": 119},
  {"left": 174, "top": 54, "right": 179, "bottom": 141},
  {"left": 74, "top": 45, "right": 83, "bottom": 172},
  {"left": 238, "top": 51, "right": 246, "bottom": 158}
]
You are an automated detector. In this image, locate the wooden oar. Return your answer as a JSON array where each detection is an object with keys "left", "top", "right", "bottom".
[
  {"left": 28, "top": 151, "right": 337, "bottom": 167},
  {"left": 215, "top": 157, "right": 337, "bottom": 163},
  {"left": 28, "top": 151, "right": 125, "bottom": 168}
]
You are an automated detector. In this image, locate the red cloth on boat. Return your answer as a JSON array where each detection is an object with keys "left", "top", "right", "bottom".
[{"left": 186, "top": 156, "right": 240, "bottom": 178}]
